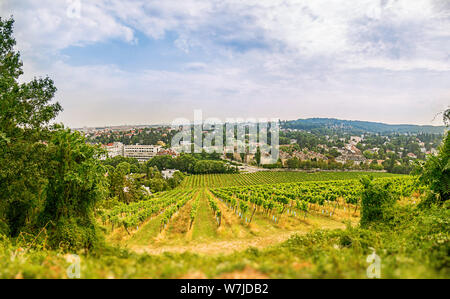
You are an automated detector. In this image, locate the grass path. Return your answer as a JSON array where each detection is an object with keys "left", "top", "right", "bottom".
[
  {"left": 132, "top": 218, "right": 347, "bottom": 256},
  {"left": 127, "top": 213, "right": 165, "bottom": 246},
  {"left": 192, "top": 189, "right": 218, "bottom": 241}
]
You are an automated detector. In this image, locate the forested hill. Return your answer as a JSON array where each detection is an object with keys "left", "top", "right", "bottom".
[{"left": 281, "top": 118, "right": 446, "bottom": 134}]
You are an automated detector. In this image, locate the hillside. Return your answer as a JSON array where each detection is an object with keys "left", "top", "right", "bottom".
[{"left": 282, "top": 118, "right": 445, "bottom": 134}]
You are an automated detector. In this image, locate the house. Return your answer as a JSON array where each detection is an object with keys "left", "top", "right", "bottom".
[
  {"left": 350, "top": 136, "right": 362, "bottom": 144},
  {"left": 407, "top": 153, "right": 417, "bottom": 159},
  {"left": 426, "top": 148, "right": 438, "bottom": 156},
  {"left": 142, "top": 185, "right": 152, "bottom": 195},
  {"left": 161, "top": 169, "right": 177, "bottom": 179},
  {"left": 376, "top": 160, "right": 385, "bottom": 165},
  {"left": 157, "top": 148, "right": 178, "bottom": 158}
]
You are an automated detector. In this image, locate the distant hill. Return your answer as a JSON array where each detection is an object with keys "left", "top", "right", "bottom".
[{"left": 281, "top": 118, "right": 445, "bottom": 134}]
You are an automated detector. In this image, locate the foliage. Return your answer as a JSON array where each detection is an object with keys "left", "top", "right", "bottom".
[
  {"left": 101, "top": 190, "right": 193, "bottom": 232},
  {"left": 38, "top": 128, "right": 108, "bottom": 250},
  {"left": 147, "top": 153, "right": 237, "bottom": 174},
  {"left": 359, "top": 176, "right": 397, "bottom": 226},
  {"left": 0, "top": 201, "right": 448, "bottom": 279},
  {"left": 102, "top": 156, "right": 142, "bottom": 173},
  {"left": 0, "top": 17, "right": 62, "bottom": 236},
  {"left": 416, "top": 132, "right": 449, "bottom": 205},
  {"left": 282, "top": 118, "right": 446, "bottom": 134}
]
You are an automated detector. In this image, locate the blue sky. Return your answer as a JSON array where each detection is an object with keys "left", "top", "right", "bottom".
[{"left": 1, "top": 0, "right": 449, "bottom": 127}]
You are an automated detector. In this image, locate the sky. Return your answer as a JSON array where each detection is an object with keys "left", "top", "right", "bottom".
[{"left": 1, "top": 0, "right": 449, "bottom": 127}]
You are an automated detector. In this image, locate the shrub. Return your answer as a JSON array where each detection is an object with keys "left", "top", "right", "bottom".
[{"left": 360, "top": 176, "right": 397, "bottom": 226}]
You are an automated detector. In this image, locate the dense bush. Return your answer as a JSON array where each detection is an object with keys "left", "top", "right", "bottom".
[
  {"left": 38, "top": 128, "right": 108, "bottom": 251},
  {"left": 359, "top": 176, "right": 396, "bottom": 226},
  {"left": 147, "top": 153, "right": 237, "bottom": 174},
  {"left": 416, "top": 132, "right": 449, "bottom": 205}
]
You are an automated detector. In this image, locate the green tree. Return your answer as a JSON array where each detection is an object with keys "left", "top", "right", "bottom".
[
  {"left": 108, "top": 162, "right": 131, "bottom": 203},
  {"left": 416, "top": 112, "right": 449, "bottom": 205},
  {"left": 147, "top": 155, "right": 174, "bottom": 170},
  {"left": 150, "top": 178, "right": 168, "bottom": 192},
  {"left": 286, "top": 157, "right": 300, "bottom": 169},
  {"left": 255, "top": 147, "right": 261, "bottom": 165},
  {"left": 328, "top": 148, "right": 341, "bottom": 158},
  {"left": 176, "top": 154, "right": 196, "bottom": 172},
  {"left": 0, "top": 17, "right": 62, "bottom": 236},
  {"left": 360, "top": 176, "right": 396, "bottom": 226},
  {"left": 39, "top": 128, "right": 107, "bottom": 250},
  {"left": 444, "top": 108, "right": 450, "bottom": 126}
]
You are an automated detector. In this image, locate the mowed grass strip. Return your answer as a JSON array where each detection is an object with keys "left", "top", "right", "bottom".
[
  {"left": 164, "top": 199, "right": 193, "bottom": 240},
  {"left": 128, "top": 213, "right": 165, "bottom": 246},
  {"left": 192, "top": 189, "right": 218, "bottom": 241}
]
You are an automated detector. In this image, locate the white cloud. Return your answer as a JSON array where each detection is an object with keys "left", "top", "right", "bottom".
[
  {"left": 1, "top": 0, "right": 449, "bottom": 126},
  {"left": 1, "top": 0, "right": 135, "bottom": 55}
]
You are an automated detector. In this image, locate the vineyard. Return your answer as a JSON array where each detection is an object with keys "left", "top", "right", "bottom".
[
  {"left": 102, "top": 173, "right": 420, "bottom": 253},
  {"left": 179, "top": 171, "right": 402, "bottom": 188},
  {"left": 211, "top": 176, "right": 419, "bottom": 224},
  {"left": 101, "top": 189, "right": 195, "bottom": 235}
]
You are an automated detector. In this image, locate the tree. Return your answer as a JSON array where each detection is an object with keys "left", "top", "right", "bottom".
[
  {"left": 176, "top": 154, "right": 196, "bottom": 172},
  {"left": 360, "top": 176, "right": 396, "bottom": 226},
  {"left": 150, "top": 178, "right": 168, "bottom": 192},
  {"left": 416, "top": 113, "right": 449, "bottom": 204},
  {"left": 328, "top": 148, "right": 341, "bottom": 158},
  {"left": 344, "top": 160, "right": 354, "bottom": 169},
  {"left": 286, "top": 157, "right": 300, "bottom": 169},
  {"left": 109, "top": 162, "right": 131, "bottom": 203},
  {"left": 444, "top": 108, "right": 450, "bottom": 126},
  {"left": 146, "top": 165, "right": 159, "bottom": 179},
  {"left": 39, "top": 128, "right": 107, "bottom": 250},
  {"left": 0, "top": 17, "right": 62, "bottom": 236},
  {"left": 255, "top": 147, "right": 261, "bottom": 165},
  {"left": 147, "top": 155, "right": 174, "bottom": 170},
  {"left": 103, "top": 155, "right": 139, "bottom": 170}
]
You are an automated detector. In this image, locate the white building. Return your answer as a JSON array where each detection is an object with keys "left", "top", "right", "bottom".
[
  {"left": 105, "top": 142, "right": 161, "bottom": 162},
  {"left": 105, "top": 142, "right": 124, "bottom": 158},
  {"left": 161, "top": 169, "right": 177, "bottom": 179},
  {"left": 124, "top": 144, "right": 162, "bottom": 162}
]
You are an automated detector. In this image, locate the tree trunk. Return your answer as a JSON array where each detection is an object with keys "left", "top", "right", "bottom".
[
  {"left": 249, "top": 207, "right": 257, "bottom": 223},
  {"left": 124, "top": 226, "right": 131, "bottom": 235}
]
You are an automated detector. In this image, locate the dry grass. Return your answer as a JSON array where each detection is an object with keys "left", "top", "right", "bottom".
[{"left": 217, "top": 266, "right": 269, "bottom": 279}]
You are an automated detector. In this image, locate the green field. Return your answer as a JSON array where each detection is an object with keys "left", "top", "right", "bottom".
[
  {"left": 2, "top": 170, "right": 448, "bottom": 279},
  {"left": 179, "top": 171, "right": 402, "bottom": 188},
  {"left": 100, "top": 174, "right": 418, "bottom": 257}
]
